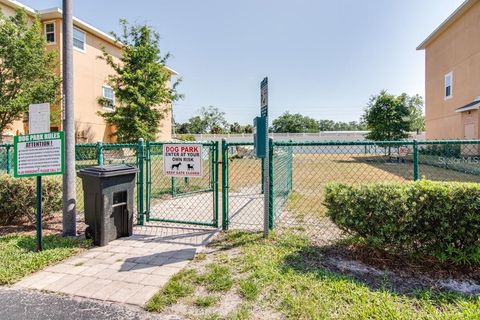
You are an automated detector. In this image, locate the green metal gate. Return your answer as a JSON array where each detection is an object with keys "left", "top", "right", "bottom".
[
  {"left": 221, "top": 140, "right": 294, "bottom": 231},
  {"left": 143, "top": 141, "right": 219, "bottom": 227}
]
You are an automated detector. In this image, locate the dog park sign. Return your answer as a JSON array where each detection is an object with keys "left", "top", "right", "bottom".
[
  {"left": 163, "top": 144, "right": 203, "bottom": 178},
  {"left": 14, "top": 132, "right": 65, "bottom": 177}
]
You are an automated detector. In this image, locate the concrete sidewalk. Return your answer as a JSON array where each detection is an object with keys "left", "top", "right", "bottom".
[{"left": 14, "top": 225, "right": 218, "bottom": 306}]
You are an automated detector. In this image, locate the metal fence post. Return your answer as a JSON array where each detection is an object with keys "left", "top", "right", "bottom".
[
  {"left": 288, "top": 140, "right": 293, "bottom": 191},
  {"left": 214, "top": 141, "right": 219, "bottom": 228},
  {"left": 268, "top": 138, "right": 274, "bottom": 230},
  {"left": 261, "top": 158, "right": 265, "bottom": 194},
  {"left": 171, "top": 177, "right": 177, "bottom": 197},
  {"left": 6, "top": 145, "right": 11, "bottom": 175},
  {"left": 221, "top": 139, "right": 229, "bottom": 230},
  {"left": 96, "top": 141, "right": 104, "bottom": 165},
  {"left": 145, "top": 143, "right": 151, "bottom": 221},
  {"left": 413, "top": 139, "right": 419, "bottom": 181},
  {"left": 211, "top": 144, "right": 215, "bottom": 192},
  {"left": 137, "top": 138, "right": 145, "bottom": 226}
]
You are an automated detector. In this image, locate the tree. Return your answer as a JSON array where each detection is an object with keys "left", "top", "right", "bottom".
[
  {"left": 197, "top": 106, "right": 229, "bottom": 134},
  {"left": 0, "top": 9, "right": 61, "bottom": 137},
  {"left": 175, "top": 106, "right": 228, "bottom": 134},
  {"left": 174, "top": 117, "right": 203, "bottom": 134},
  {"left": 272, "top": 112, "right": 319, "bottom": 133},
  {"left": 98, "top": 20, "right": 181, "bottom": 142},
  {"left": 243, "top": 124, "right": 254, "bottom": 134},
  {"left": 230, "top": 122, "right": 242, "bottom": 134},
  {"left": 400, "top": 93, "right": 425, "bottom": 134},
  {"left": 318, "top": 119, "right": 366, "bottom": 131},
  {"left": 363, "top": 90, "right": 414, "bottom": 141}
]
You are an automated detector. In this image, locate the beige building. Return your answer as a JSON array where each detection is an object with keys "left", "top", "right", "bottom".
[
  {"left": 0, "top": 0, "right": 177, "bottom": 142},
  {"left": 417, "top": 0, "right": 480, "bottom": 141}
]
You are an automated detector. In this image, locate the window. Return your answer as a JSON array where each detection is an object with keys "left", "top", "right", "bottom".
[
  {"left": 102, "top": 86, "right": 115, "bottom": 109},
  {"left": 445, "top": 72, "right": 453, "bottom": 99},
  {"left": 73, "top": 28, "right": 86, "bottom": 51},
  {"left": 44, "top": 22, "right": 55, "bottom": 44}
]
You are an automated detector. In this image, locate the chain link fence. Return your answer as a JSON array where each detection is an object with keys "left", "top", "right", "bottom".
[
  {"left": 145, "top": 141, "right": 219, "bottom": 227},
  {"left": 0, "top": 145, "right": 13, "bottom": 175},
  {"left": 222, "top": 140, "right": 480, "bottom": 244},
  {"left": 222, "top": 142, "right": 265, "bottom": 230},
  {"left": 2, "top": 138, "right": 480, "bottom": 237},
  {"left": 269, "top": 140, "right": 480, "bottom": 245}
]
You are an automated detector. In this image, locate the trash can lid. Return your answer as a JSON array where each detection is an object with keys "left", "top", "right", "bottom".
[{"left": 78, "top": 164, "right": 138, "bottom": 178}]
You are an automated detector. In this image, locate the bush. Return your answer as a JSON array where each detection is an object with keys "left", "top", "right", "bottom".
[
  {"left": 176, "top": 134, "right": 196, "bottom": 141},
  {"left": 75, "top": 146, "right": 97, "bottom": 161},
  {"left": 324, "top": 180, "right": 480, "bottom": 264},
  {"left": 419, "top": 144, "right": 461, "bottom": 157},
  {"left": 0, "top": 175, "right": 62, "bottom": 225}
]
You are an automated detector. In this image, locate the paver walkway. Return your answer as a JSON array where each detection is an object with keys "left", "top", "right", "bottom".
[{"left": 14, "top": 224, "right": 218, "bottom": 306}]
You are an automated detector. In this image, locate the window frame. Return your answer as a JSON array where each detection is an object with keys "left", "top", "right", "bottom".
[
  {"left": 44, "top": 21, "right": 56, "bottom": 45},
  {"left": 102, "top": 85, "right": 115, "bottom": 110},
  {"left": 444, "top": 72, "right": 453, "bottom": 100},
  {"left": 73, "top": 27, "right": 86, "bottom": 53}
]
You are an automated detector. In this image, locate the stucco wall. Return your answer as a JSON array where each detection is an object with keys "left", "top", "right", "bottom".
[
  {"left": 424, "top": 1, "right": 480, "bottom": 139},
  {"left": 0, "top": 1, "right": 16, "bottom": 17},
  {"left": 72, "top": 26, "right": 122, "bottom": 142}
]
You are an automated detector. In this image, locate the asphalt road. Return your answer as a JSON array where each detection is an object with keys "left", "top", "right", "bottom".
[{"left": 0, "top": 288, "right": 165, "bottom": 320}]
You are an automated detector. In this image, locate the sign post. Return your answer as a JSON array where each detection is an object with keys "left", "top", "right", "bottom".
[
  {"left": 14, "top": 132, "right": 64, "bottom": 251},
  {"left": 17, "top": 103, "right": 63, "bottom": 251},
  {"left": 260, "top": 77, "right": 269, "bottom": 238}
]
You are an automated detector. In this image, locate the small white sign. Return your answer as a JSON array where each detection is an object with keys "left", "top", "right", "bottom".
[
  {"left": 29, "top": 103, "right": 50, "bottom": 134},
  {"left": 399, "top": 146, "right": 410, "bottom": 157},
  {"left": 163, "top": 144, "right": 203, "bottom": 178}
]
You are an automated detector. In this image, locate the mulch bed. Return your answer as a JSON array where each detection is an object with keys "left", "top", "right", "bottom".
[{"left": 0, "top": 214, "right": 86, "bottom": 237}]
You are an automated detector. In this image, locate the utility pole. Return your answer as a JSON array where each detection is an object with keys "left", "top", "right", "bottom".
[{"left": 62, "top": 0, "right": 76, "bottom": 236}]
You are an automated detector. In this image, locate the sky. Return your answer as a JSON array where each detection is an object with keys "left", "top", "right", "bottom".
[{"left": 22, "top": 0, "right": 464, "bottom": 125}]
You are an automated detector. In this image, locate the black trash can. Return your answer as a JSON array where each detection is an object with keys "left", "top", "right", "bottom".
[{"left": 77, "top": 164, "right": 138, "bottom": 246}]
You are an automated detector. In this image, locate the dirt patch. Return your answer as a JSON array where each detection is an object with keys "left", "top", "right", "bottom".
[
  {"left": 285, "top": 244, "right": 480, "bottom": 296},
  {"left": 0, "top": 214, "right": 87, "bottom": 237},
  {"left": 334, "top": 245, "right": 480, "bottom": 281}
]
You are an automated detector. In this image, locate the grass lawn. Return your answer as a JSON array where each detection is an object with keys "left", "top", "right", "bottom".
[
  {"left": 0, "top": 234, "right": 91, "bottom": 285},
  {"left": 146, "top": 231, "right": 480, "bottom": 320}
]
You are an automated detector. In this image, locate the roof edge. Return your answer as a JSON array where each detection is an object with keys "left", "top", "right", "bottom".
[
  {"left": 0, "top": 0, "right": 35, "bottom": 14},
  {"left": 455, "top": 100, "right": 480, "bottom": 113},
  {"left": 417, "top": 0, "right": 478, "bottom": 50},
  {"left": 165, "top": 66, "right": 178, "bottom": 76}
]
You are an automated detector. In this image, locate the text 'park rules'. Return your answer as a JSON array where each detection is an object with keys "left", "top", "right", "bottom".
[
  {"left": 163, "top": 144, "right": 203, "bottom": 177},
  {"left": 14, "top": 132, "right": 64, "bottom": 177}
]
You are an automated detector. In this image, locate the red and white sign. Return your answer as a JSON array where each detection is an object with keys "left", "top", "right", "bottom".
[
  {"left": 163, "top": 144, "right": 203, "bottom": 177},
  {"left": 399, "top": 146, "right": 409, "bottom": 157}
]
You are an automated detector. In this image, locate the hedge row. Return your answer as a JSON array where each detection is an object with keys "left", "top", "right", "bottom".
[
  {"left": 324, "top": 180, "right": 480, "bottom": 264},
  {"left": 0, "top": 175, "right": 62, "bottom": 225}
]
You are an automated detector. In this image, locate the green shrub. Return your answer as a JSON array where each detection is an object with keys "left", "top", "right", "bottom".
[
  {"left": 419, "top": 144, "right": 461, "bottom": 157},
  {"left": 324, "top": 180, "right": 480, "bottom": 264},
  {"left": 75, "top": 146, "right": 97, "bottom": 161},
  {"left": 0, "top": 175, "right": 62, "bottom": 225},
  {"left": 176, "top": 134, "right": 196, "bottom": 141}
]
